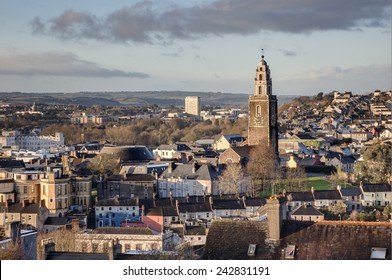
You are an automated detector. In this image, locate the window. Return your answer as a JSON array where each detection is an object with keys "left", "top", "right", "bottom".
[
  {"left": 64, "top": 185, "right": 67, "bottom": 195},
  {"left": 136, "top": 244, "right": 142, "bottom": 251},
  {"left": 125, "top": 244, "right": 130, "bottom": 251},
  {"left": 23, "top": 186, "right": 28, "bottom": 194},
  {"left": 28, "top": 215, "right": 32, "bottom": 220},
  {"left": 57, "top": 185, "right": 62, "bottom": 195},
  {"left": 58, "top": 201, "right": 62, "bottom": 209},
  {"left": 130, "top": 185, "right": 134, "bottom": 190},
  {"left": 31, "top": 186, "right": 35, "bottom": 193}
]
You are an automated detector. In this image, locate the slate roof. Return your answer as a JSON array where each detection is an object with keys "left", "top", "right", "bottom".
[
  {"left": 0, "top": 160, "right": 25, "bottom": 169},
  {"left": 204, "top": 220, "right": 270, "bottom": 260},
  {"left": 362, "top": 183, "right": 391, "bottom": 192},
  {"left": 245, "top": 197, "right": 266, "bottom": 207},
  {"left": 91, "top": 227, "right": 153, "bottom": 235},
  {"left": 313, "top": 190, "right": 342, "bottom": 200},
  {"left": 162, "top": 206, "right": 178, "bottom": 217},
  {"left": 230, "top": 146, "right": 252, "bottom": 158},
  {"left": 204, "top": 220, "right": 392, "bottom": 260},
  {"left": 44, "top": 217, "right": 69, "bottom": 226},
  {"left": 223, "top": 134, "right": 243, "bottom": 143},
  {"left": 96, "top": 197, "right": 138, "bottom": 207},
  {"left": 108, "top": 174, "right": 155, "bottom": 182},
  {"left": 211, "top": 199, "right": 245, "bottom": 210},
  {"left": 156, "top": 144, "right": 192, "bottom": 151},
  {"left": 178, "top": 202, "right": 212, "bottom": 213},
  {"left": 286, "top": 192, "right": 314, "bottom": 202},
  {"left": 160, "top": 163, "right": 219, "bottom": 181},
  {"left": 21, "top": 203, "right": 40, "bottom": 214},
  {"left": 46, "top": 252, "right": 109, "bottom": 260},
  {"left": 340, "top": 187, "right": 361, "bottom": 197},
  {"left": 291, "top": 205, "right": 323, "bottom": 216}
]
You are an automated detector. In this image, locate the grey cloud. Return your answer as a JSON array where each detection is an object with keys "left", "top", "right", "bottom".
[
  {"left": 31, "top": 0, "right": 390, "bottom": 44},
  {"left": 0, "top": 52, "right": 149, "bottom": 78},
  {"left": 161, "top": 47, "right": 183, "bottom": 57},
  {"left": 279, "top": 49, "right": 297, "bottom": 57}
]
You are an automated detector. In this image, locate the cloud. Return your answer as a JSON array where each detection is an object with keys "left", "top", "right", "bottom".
[
  {"left": 278, "top": 49, "right": 297, "bottom": 57},
  {"left": 31, "top": 0, "right": 390, "bottom": 44},
  {"left": 276, "top": 64, "right": 391, "bottom": 94},
  {"left": 161, "top": 47, "right": 183, "bottom": 57},
  {"left": 0, "top": 52, "right": 150, "bottom": 78}
]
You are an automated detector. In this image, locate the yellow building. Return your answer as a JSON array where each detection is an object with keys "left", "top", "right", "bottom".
[{"left": 40, "top": 173, "right": 70, "bottom": 217}]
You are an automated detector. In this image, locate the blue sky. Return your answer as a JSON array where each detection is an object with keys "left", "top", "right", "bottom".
[{"left": 0, "top": 0, "right": 390, "bottom": 95}]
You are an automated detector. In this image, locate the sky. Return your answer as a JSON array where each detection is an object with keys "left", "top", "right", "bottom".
[{"left": 0, "top": 0, "right": 390, "bottom": 95}]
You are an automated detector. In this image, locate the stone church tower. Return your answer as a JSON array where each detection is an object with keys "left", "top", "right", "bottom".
[{"left": 248, "top": 54, "right": 278, "bottom": 155}]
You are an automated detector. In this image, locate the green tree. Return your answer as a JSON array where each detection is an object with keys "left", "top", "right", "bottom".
[
  {"left": 354, "top": 143, "right": 391, "bottom": 183},
  {"left": 88, "top": 154, "right": 120, "bottom": 178}
]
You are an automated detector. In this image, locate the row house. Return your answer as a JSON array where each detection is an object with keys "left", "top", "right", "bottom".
[
  {"left": 104, "top": 174, "right": 155, "bottom": 200},
  {"left": 13, "top": 170, "right": 45, "bottom": 203},
  {"left": 0, "top": 178, "right": 15, "bottom": 203},
  {"left": 338, "top": 186, "right": 362, "bottom": 211},
  {"left": 95, "top": 197, "right": 140, "bottom": 228},
  {"left": 158, "top": 162, "right": 219, "bottom": 198},
  {"left": 0, "top": 200, "right": 49, "bottom": 232},
  {"left": 40, "top": 172, "right": 71, "bottom": 217},
  {"left": 360, "top": 183, "right": 391, "bottom": 207}
]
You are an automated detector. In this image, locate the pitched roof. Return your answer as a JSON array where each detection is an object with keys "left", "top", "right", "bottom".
[
  {"left": 178, "top": 202, "right": 212, "bottom": 213},
  {"left": 291, "top": 205, "right": 323, "bottom": 216},
  {"left": 362, "top": 183, "right": 391, "bottom": 192},
  {"left": 204, "top": 220, "right": 392, "bottom": 260},
  {"left": 96, "top": 197, "right": 138, "bottom": 207},
  {"left": 156, "top": 143, "right": 192, "bottom": 151},
  {"left": 160, "top": 163, "right": 219, "bottom": 181},
  {"left": 245, "top": 197, "right": 266, "bottom": 207},
  {"left": 313, "top": 190, "right": 342, "bottom": 200},
  {"left": 339, "top": 187, "right": 361, "bottom": 197},
  {"left": 287, "top": 192, "right": 314, "bottom": 202},
  {"left": 21, "top": 203, "right": 40, "bottom": 214},
  {"left": 46, "top": 252, "right": 109, "bottom": 260},
  {"left": 0, "top": 160, "right": 25, "bottom": 169},
  {"left": 211, "top": 199, "right": 245, "bottom": 210},
  {"left": 44, "top": 217, "right": 69, "bottom": 226},
  {"left": 91, "top": 227, "right": 153, "bottom": 235},
  {"left": 223, "top": 134, "right": 243, "bottom": 143}
]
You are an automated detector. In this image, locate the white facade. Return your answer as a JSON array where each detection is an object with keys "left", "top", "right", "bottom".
[
  {"left": 0, "top": 131, "right": 64, "bottom": 151},
  {"left": 158, "top": 178, "right": 212, "bottom": 198},
  {"left": 185, "top": 96, "right": 201, "bottom": 116}
]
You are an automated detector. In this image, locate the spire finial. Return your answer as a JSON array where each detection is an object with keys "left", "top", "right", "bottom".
[{"left": 261, "top": 48, "right": 264, "bottom": 59}]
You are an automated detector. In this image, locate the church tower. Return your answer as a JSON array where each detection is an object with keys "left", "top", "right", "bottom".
[{"left": 248, "top": 53, "right": 278, "bottom": 155}]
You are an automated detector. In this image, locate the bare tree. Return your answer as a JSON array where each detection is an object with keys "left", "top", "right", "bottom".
[
  {"left": 246, "top": 145, "right": 281, "bottom": 196},
  {"left": 218, "top": 162, "right": 246, "bottom": 196}
]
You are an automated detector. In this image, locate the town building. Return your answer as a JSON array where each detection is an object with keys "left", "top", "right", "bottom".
[{"left": 185, "top": 96, "right": 201, "bottom": 116}]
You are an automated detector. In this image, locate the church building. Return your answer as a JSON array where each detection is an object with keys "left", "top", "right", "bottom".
[{"left": 247, "top": 53, "right": 278, "bottom": 156}]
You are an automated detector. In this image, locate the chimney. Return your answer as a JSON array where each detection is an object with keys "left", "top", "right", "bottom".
[
  {"left": 22, "top": 200, "right": 29, "bottom": 208},
  {"left": 242, "top": 196, "right": 246, "bottom": 208},
  {"left": 266, "top": 196, "right": 283, "bottom": 241},
  {"left": 168, "top": 162, "right": 174, "bottom": 173},
  {"left": 209, "top": 196, "right": 213, "bottom": 206},
  {"left": 141, "top": 205, "right": 145, "bottom": 223},
  {"left": 170, "top": 192, "right": 173, "bottom": 206},
  {"left": 40, "top": 199, "right": 45, "bottom": 208},
  {"left": 40, "top": 238, "right": 55, "bottom": 260},
  {"left": 71, "top": 219, "right": 80, "bottom": 232},
  {"left": 175, "top": 200, "right": 180, "bottom": 216},
  {"left": 108, "top": 239, "right": 122, "bottom": 260},
  {"left": 192, "top": 162, "right": 197, "bottom": 173}
]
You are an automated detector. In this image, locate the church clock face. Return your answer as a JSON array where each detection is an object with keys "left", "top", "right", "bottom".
[{"left": 253, "top": 115, "right": 264, "bottom": 126}]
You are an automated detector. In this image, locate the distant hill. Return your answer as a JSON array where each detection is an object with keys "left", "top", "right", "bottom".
[{"left": 0, "top": 91, "right": 298, "bottom": 107}]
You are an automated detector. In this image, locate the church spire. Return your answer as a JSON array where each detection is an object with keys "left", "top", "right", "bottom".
[{"left": 254, "top": 51, "right": 272, "bottom": 96}]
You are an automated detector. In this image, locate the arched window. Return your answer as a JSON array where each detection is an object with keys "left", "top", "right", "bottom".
[{"left": 256, "top": 105, "right": 261, "bottom": 116}]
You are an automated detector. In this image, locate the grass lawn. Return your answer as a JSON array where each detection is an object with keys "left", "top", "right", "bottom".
[{"left": 306, "top": 176, "right": 331, "bottom": 190}]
